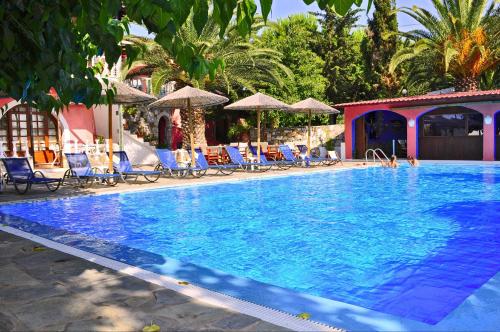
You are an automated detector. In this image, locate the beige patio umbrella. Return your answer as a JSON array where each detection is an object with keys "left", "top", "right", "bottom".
[
  {"left": 101, "top": 79, "right": 156, "bottom": 172},
  {"left": 225, "top": 93, "right": 290, "bottom": 163},
  {"left": 290, "top": 98, "right": 339, "bottom": 157},
  {"left": 148, "top": 86, "right": 229, "bottom": 167}
]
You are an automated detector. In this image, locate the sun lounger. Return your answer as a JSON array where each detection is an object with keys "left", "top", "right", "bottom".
[
  {"left": 188, "top": 148, "right": 238, "bottom": 175},
  {"left": 1, "top": 157, "right": 62, "bottom": 194},
  {"left": 113, "top": 151, "right": 161, "bottom": 182},
  {"left": 224, "top": 146, "right": 271, "bottom": 172},
  {"left": 155, "top": 149, "right": 198, "bottom": 177},
  {"left": 328, "top": 150, "right": 344, "bottom": 166},
  {"left": 248, "top": 146, "right": 294, "bottom": 170},
  {"left": 64, "top": 152, "right": 122, "bottom": 187},
  {"left": 278, "top": 145, "right": 306, "bottom": 166},
  {"left": 291, "top": 145, "right": 330, "bottom": 166}
]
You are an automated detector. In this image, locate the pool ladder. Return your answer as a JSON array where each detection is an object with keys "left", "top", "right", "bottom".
[{"left": 365, "top": 148, "right": 389, "bottom": 165}]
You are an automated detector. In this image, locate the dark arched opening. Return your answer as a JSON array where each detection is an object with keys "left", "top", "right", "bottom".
[
  {"left": 418, "top": 106, "right": 483, "bottom": 160},
  {"left": 353, "top": 110, "right": 407, "bottom": 159},
  {"left": 158, "top": 115, "right": 172, "bottom": 149},
  {"left": 495, "top": 112, "right": 500, "bottom": 161}
]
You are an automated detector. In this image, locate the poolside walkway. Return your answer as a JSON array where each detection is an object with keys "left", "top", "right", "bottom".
[{"left": 0, "top": 231, "right": 290, "bottom": 331}]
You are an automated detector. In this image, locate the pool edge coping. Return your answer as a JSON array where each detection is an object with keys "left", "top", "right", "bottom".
[{"left": 1, "top": 225, "right": 340, "bottom": 332}]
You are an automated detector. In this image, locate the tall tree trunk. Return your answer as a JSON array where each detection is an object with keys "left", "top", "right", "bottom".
[
  {"left": 454, "top": 76, "right": 479, "bottom": 92},
  {"left": 181, "top": 108, "right": 207, "bottom": 149}
]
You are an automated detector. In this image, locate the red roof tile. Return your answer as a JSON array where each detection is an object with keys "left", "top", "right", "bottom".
[{"left": 335, "top": 89, "right": 500, "bottom": 109}]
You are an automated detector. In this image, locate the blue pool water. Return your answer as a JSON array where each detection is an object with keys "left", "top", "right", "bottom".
[{"left": 1, "top": 164, "right": 499, "bottom": 326}]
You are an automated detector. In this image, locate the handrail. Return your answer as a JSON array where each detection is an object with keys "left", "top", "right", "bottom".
[
  {"left": 374, "top": 148, "right": 389, "bottom": 161},
  {"left": 365, "top": 148, "right": 389, "bottom": 165}
]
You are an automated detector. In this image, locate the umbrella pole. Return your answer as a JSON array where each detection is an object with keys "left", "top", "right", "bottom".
[
  {"left": 257, "top": 108, "right": 261, "bottom": 164},
  {"left": 108, "top": 103, "right": 114, "bottom": 172},
  {"left": 307, "top": 109, "right": 312, "bottom": 158},
  {"left": 188, "top": 98, "right": 196, "bottom": 168}
]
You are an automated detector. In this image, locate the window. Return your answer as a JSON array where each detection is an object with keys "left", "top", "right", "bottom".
[
  {"left": 422, "top": 111, "right": 483, "bottom": 137},
  {"left": 0, "top": 105, "right": 59, "bottom": 160}
]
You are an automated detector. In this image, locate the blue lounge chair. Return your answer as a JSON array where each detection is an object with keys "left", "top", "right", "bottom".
[
  {"left": 1, "top": 158, "right": 62, "bottom": 194},
  {"left": 279, "top": 145, "right": 325, "bottom": 167},
  {"left": 113, "top": 151, "right": 161, "bottom": 182},
  {"left": 155, "top": 149, "right": 195, "bottom": 177},
  {"left": 64, "top": 152, "right": 121, "bottom": 187},
  {"left": 188, "top": 148, "right": 238, "bottom": 176},
  {"left": 278, "top": 145, "right": 305, "bottom": 166},
  {"left": 297, "top": 145, "right": 332, "bottom": 166},
  {"left": 248, "top": 146, "right": 294, "bottom": 170},
  {"left": 224, "top": 146, "right": 271, "bottom": 172}
]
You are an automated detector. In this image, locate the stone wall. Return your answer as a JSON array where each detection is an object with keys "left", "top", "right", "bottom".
[{"left": 250, "top": 124, "right": 345, "bottom": 148}]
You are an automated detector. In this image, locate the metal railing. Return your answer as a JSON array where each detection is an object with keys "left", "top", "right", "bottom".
[{"left": 365, "top": 148, "right": 389, "bottom": 165}]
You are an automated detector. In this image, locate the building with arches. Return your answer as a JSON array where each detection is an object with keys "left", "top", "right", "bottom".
[
  {"left": 0, "top": 97, "right": 96, "bottom": 166},
  {"left": 337, "top": 89, "right": 500, "bottom": 161}
]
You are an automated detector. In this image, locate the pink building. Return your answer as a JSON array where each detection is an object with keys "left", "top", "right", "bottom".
[
  {"left": 336, "top": 89, "right": 500, "bottom": 161},
  {"left": 0, "top": 97, "right": 96, "bottom": 166}
]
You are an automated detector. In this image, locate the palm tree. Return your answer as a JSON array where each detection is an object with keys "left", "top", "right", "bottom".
[
  {"left": 390, "top": 0, "right": 499, "bottom": 92},
  {"left": 124, "top": 16, "right": 291, "bottom": 147}
]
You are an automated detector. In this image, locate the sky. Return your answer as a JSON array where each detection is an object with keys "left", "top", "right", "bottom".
[
  {"left": 258, "top": 0, "right": 433, "bottom": 31},
  {"left": 129, "top": 1, "right": 435, "bottom": 37}
]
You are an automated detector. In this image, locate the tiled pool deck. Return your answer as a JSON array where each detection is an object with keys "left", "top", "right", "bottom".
[{"left": 0, "top": 231, "right": 293, "bottom": 331}]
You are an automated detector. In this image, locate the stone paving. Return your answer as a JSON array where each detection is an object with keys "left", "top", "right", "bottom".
[{"left": 0, "top": 231, "right": 291, "bottom": 332}]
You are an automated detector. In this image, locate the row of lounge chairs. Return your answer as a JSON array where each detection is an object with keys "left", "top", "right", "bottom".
[{"left": 0, "top": 145, "right": 342, "bottom": 194}]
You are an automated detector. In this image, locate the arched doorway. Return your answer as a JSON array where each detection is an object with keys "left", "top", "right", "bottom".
[
  {"left": 353, "top": 110, "right": 407, "bottom": 159},
  {"left": 418, "top": 106, "right": 483, "bottom": 160},
  {"left": 0, "top": 105, "right": 60, "bottom": 164},
  {"left": 158, "top": 115, "right": 172, "bottom": 149},
  {"left": 495, "top": 112, "right": 500, "bottom": 161}
]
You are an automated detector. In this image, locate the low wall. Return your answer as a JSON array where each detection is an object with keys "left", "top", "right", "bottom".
[{"left": 250, "top": 124, "right": 344, "bottom": 148}]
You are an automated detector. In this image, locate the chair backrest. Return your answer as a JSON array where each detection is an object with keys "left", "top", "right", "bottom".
[
  {"left": 329, "top": 150, "right": 340, "bottom": 160},
  {"left": 279, "top": 145, "right": 297, "bottom": 162},
  {"left": 113, "top": 151, "right": 134, "bottom": 172},
  {"left": 225, "top": 146, "right": 245, "bottom": 164},
  {"left": 249, "top": 146, "right": 269, "bottom": 163},
  {"left": 319, "top": 147, "right": 328, "bottom": 158},
  {"left": 65, "top": 152, "right": 94, "bottom": 177},
  {"left": 296, "top": 144, "right": 307, "bottom": 154},
  {"left": 1, "top": 158, "right": 34, "bottom": 179},
  {"left": 189, "top": 148, "right": 209, "bottom": 169},
  {"left": 156, "top": 149, "right": 179, "bottom": 169}
]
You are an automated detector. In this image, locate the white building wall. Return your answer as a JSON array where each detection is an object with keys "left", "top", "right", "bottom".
[
  {"left": 93, "top": 104, "right": 121, "bottom": 142},
  {"left": 122, "top": 131, "right": 158, "bottom": 165}
]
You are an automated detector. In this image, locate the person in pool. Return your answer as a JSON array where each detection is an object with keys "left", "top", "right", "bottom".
[
  {"left": 386, "top": 155, "right": 399, "bottom": 168},
  {"left": 407, "top": 155, "right": 419, "bottom": 167}
]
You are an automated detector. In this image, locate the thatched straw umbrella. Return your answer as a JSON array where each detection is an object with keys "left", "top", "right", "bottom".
[
  {"left": 290, "top": 98, "right": 339, "bottom": 157},
  {"left": 101, "top": 79, "right": 156, "bottom": 172},
  {"left": 148, "top": 86, "right": 228, "bottom": 167},
  {"left": 225, "top": 93, "right": 290, "bottom": 163}
]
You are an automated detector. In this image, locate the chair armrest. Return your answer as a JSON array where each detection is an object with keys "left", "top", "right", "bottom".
[{"left": 33, "top": 171, "right": 46, "bottom": 179}]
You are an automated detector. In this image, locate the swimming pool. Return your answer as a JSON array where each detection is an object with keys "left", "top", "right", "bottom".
[{"left": 1, "top": 164, "right": 499, "bottom": 329}]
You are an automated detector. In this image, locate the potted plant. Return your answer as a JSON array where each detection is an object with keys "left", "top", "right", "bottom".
[{"left": 227, "top": 121, "right": 251, "bottom": 142}]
